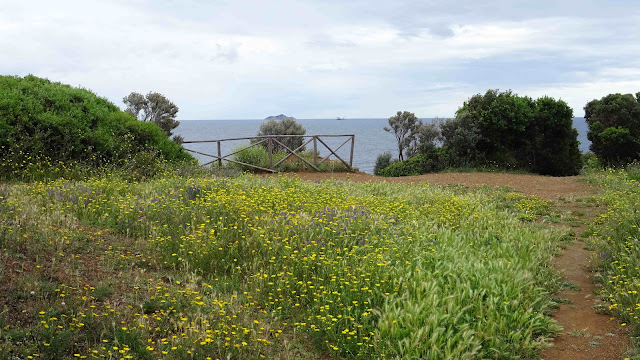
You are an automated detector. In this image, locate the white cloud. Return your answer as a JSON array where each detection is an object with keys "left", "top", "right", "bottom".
[
  {"left": 1, "top": 1, "right": 639, "bottom": 119},
  {"left": 522, "top": 78, "right": 640, "bottom": 118}
]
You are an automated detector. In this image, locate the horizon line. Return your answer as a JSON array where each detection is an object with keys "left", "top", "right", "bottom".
[{"left": 177, "top": 115, "right": 587, "bottom": 121}]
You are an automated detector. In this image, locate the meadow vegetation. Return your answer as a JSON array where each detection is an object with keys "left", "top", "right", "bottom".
[
  {"left": 2, "top": 75, "right": 639, "bottom": 359},
  {"left": 1, "top": 165, "right": 575, "bottom": 359},
  {"left": 586, "top": 164, "right": 640, "bottom": 351}
]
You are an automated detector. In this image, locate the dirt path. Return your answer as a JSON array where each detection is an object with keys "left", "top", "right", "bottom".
[
  {"left": 264, "top": 171, "right": 630, "bottom": 359},
  {"left": 541, "top": 200, "right": 628, "bottom": 359}
]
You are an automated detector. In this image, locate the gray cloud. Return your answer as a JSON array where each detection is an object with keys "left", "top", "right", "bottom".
[{"left": 1, "top": 0, "right": 639, "bottom": 119}]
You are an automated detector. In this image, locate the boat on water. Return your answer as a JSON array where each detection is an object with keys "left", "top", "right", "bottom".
[{"left": 336, "top": 116, "right": 346, "bottom": 120}]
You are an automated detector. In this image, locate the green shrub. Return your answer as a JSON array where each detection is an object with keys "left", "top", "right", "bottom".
[
  {"left": 439, "top": 114, "right": 484, "bottom": 168},
  {"left": 231, "top": 144, "right": 270, "bottom": 172},
  {"left": 253, "top": 116, "right": 306, "bottom": 152},
  {"left": 379, "top": 149, "right": 446, "bottom": 177},
  {"left": 382, "top": 92, "right": 582, "bottom": 177},
  {"left": 0, "top": 75, "right": 193, "bottom": 181},
  {"left": 379, "top": 154, "right": 426, "bottom": 177},
  {"left": 625, "top": 162, "right": 640, "bottom": 182},
  {"left": 530, "top": 96, "right": 582, "bottom": 176},
  {"left": 316, "top": 159, "right": 352, "bottom": 172},
  {"left": 373, "top": 152, "right": 394, "bottom": 175},
  {"left": 581, "top": 152, "right": 601, "bottom": 172},
  {"left": 450, "top": 90, "right": 582, "bottom": 176}
]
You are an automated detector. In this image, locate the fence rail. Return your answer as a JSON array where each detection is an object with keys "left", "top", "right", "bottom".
[{"left": 182, "top": 134, "right": 355, "bottom": 172}]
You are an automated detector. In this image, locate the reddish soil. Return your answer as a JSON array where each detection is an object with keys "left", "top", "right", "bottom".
[
  {"left": 263, "top": 171, "right": 631, "bottom": 359},
  {"left": 541, "top": 200, "right": 629, "bottom": 360}
]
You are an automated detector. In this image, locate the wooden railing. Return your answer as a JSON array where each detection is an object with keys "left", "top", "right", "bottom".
[{"left": 182, "top": 134, "right": 355, "bottom": 173}]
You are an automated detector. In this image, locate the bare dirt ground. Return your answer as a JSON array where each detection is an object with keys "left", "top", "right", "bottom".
[
  {"left": 263, "top": 171, "right": 631, "bottom": 359},
  {"left": 542, "top": 200, "right": 629, "bottom": 360}
]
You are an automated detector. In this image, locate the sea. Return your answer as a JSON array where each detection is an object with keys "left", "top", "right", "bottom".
[{"left": 175, "top": 118, "right": 590, "bottom": 174}]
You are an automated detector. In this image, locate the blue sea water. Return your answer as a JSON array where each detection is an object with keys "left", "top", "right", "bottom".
[{"left": 175, "top": 118, "right": 590, "bottom": 174}]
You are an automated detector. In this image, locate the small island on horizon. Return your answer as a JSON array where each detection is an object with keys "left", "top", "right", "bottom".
[{"left": 264, "top": 114, "right": 295, "bottom": 121}]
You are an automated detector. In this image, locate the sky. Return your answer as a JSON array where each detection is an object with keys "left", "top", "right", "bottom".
[{"left": 1, "top": 0, "right": 639, "bottom": 120}]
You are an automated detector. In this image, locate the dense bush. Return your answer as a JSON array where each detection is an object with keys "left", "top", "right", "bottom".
[
  {"left": 373, "top": 152, "right": 394, "bottom": 175},
  {"left": 0, "top": 75, "right": 192, "bottom": 180},
  {"left": 454, "top": 90, "right": 581, "bottom": 175},
  {"left": 254, "top": 115, "right": 306, "bottom": 152},
  {"left": 427, "top": 90, "right": 581, "bottom": 176},
  {"left": 231, "top": 144, "right": 270, "bottom": 171},
  {"left": 529, "top": 96, "right": 582, "bottom": 176},
  {"left": 378, "top": 154, "right": 424, "bottom": 177},
  {"left": 379, "top": 148, "right": 445, "bottom": 177},
  {"left": 460, "top": 90, "right": 535, "bottom": 168},
  {"left": 582, "top": 152, "right": 601, "bottom": 170},
  {"left": 376, "top": 91, "right": 582, "bottom": 177},
  {"left": 439, "top": 113, "right": 484, "bottom": 168},
  {"left": 585, "top": 92, "right": 640, "bottom": 166}
]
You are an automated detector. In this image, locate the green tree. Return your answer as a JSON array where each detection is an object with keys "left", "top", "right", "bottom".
[
  {"left": 378, "top": 91, "right": 581, "bottom": 177},
  {"left": 458, "top": 90, "right": 535, "bottom": 167},
  {"left": 410, "top": 122, "right": 440, "bottom": 157},
  {"left": 384, "top": 111, "right": 421, "bottom": 161},
  {"left": 585, "top": 92, "right": 640, "bottom": 166},
  {"left": 449, "top": 90, "right": 581, "bottom": 175},
  {"left": 439, "top": 112, "right": 484, "bottom": 167},
  {"left": 530, "top": 97, "right": 582, "bottom": 175},
  {"left": 123, "top": 92, "right": 180, "bottom": 138},
  {"left": 254, "top": 115, "right": 306, "bottom": 152}
]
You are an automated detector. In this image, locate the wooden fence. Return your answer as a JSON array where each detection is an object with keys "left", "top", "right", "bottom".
[{"left": 182, "top": 134, "right": 355, "bottom": 173}]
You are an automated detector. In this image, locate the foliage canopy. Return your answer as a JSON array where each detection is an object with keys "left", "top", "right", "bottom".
[
  {"left": 0, "top": 75, "right": 192, "bottom": 180},
  {"left": 254, "top": 115, "right": 306, "bottom": 152},
  {"left": 456, "top": 90, "right": 581, "bottom": 175},
  {"left": 123, "top": 91, "right": 180, "bottom": 138},
  {"left": 585, "top": 92, "right": 640, "bottom": 166},
  {"left": 377, "top": 90, "right": 582, "bottom": 176},
  {"left": 384, "top": 111, "right": 421, "bottom": 161}
]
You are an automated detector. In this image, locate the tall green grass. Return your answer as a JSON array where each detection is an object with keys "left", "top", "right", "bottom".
[{"left": 587, "top": 166, "right": 640, "bottom": 354}]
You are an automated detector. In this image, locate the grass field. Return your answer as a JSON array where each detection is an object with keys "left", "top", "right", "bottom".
[
  {"left": 587, "top": 167, "right": 640, "bottom": 351},
  {"left": 0, "top": 171, "right": 588, "bottom": 359}
]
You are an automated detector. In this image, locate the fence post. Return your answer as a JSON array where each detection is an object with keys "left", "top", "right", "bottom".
[
  {"left": 268, "top": 138, "right": 273, "bottom": 169},
  {"left": 313, "top": 136, "right": 318, "bottom": 167},
  {"left": 349, "top": 135, "right": 355, "bottom": 169},
  {"left": 217, "top": 141, "right": 222, "bottom": 168}
]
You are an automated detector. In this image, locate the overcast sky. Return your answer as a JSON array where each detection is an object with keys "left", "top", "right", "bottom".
[{"left": 2, "top": 0, "right": 639, "bottom": 119}]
